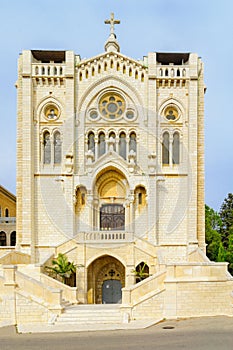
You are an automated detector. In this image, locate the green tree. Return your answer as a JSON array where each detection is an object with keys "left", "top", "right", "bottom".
[
  {"left": 226, "top": 228, "right": 233, "bottom": 274},
  {"left": 219, "top": 193, "right": 233, "bottom": 248},
  {"left": 46, "top": 253, "right": 77, "bottom": 285},
  {"left": 205, "top": 205, "right": 222, "bottom": 261},
  {"left": 217, "top": 242, "right": 226, "bottom": 262}
]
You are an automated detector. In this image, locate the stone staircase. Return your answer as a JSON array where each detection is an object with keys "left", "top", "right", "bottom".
[{"left": 55, "top": 304, "right": 123, "bottom": 325}]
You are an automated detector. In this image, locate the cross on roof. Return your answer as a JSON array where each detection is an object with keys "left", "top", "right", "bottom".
[{"left": 104, "top": 13, "right": 120, "bottom": 36}]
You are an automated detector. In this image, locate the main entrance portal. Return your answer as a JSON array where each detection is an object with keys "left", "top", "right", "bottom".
[
  {"left": 100, "top": 204, "right": 125, "bottom": 230},
  {"left": 87, "top": 255, "right": 125, "bottom": 304},
  {"left": 102, "top": 280, "right": 122, "bottom": 304}
]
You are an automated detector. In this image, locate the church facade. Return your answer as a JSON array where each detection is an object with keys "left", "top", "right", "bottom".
[{"left": 0, "top": 15, "right": 232, "bottom": 329}]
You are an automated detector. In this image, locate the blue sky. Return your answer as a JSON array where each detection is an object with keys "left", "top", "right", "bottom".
[{"left": 0, "top": 0, "right": 232, "bottom": 211}]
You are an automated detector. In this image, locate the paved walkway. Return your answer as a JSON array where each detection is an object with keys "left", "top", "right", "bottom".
[
  {"left": 17, "top": 318, "right": 162, "bottom": 333},
  {"left": 1, "top": 316, "right": 233, "bottom": 350}
]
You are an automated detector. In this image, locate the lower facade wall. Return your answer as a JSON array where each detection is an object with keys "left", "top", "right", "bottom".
[
  {"left": 15, "top": 292, "right": 53, "bottom": 325},
  {"left": 175, "top": 281, "right": 233, "bottom": 318},
  {"left": 131, "top": 291, "right": 165, "bottom": 320},
  {"left": 0, "top": 286, "right": 15, "bottom": 327}
]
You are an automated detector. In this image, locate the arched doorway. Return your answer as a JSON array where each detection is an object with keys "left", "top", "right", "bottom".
[
  {"left": 87, "top": 255, "right": 125, "bottom": 304},
  {"left": 93, "top": 167, "right": 129, "bottom": 231}
]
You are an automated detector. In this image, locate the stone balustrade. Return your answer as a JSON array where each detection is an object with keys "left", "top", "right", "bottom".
[
  {"left": 122, "top": 270, "right": 166, "bottom": 306},
  {"left": 0, "top": 217, "right": 16, "bottom": 224},
  {"left": 32, "top": 63, "right": 65, "bottom": 77},
  {"left": 77, "top": 231, "right": 134, "bottom": 243},
  {"left": 157, "top": 66, "right": 188, "bottom": 78},
  {"left": 40, "top": 273, "right": 78, "bottom": 304},
  {"left": 15, "top": 270, "right": 62, "bottom": 309}
]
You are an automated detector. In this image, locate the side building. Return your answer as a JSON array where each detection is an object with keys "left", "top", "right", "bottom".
[{"left": 0, "top": 185, "right": 16, "bottom": 248}]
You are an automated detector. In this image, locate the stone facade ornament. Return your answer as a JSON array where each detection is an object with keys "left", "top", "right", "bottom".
[
  {"left": 148, "top": 152, "right": 156, "bottom": 174},
  {"left": 65, "top": 152, "right": 73, "bottom": 173}
]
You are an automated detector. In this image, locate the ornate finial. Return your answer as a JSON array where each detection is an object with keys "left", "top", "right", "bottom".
[
  {"left": 105, "top": 13, "right": 120, "bottom": 37},
  {"left": 104, "top": 13, "right": 121, "bottom": 53}
]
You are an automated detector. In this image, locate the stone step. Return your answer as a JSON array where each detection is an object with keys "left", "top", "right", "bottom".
[{"left": 56, "top": 304, "right": 123, "bottom": 325}]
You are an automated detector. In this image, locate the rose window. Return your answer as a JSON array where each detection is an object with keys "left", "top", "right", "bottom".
[{"left": 99, "top": 93, "right": 125, "bottom": 119}]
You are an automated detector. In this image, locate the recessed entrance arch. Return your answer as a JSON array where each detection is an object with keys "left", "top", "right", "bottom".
[
  {"left": 87, "top": 255, "right": 125, "bottom": 304},
  {"left": 93, "top": 167, "right": 129, "bottom": 231}
]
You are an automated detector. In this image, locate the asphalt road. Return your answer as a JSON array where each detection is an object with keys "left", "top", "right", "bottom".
[{"left": 1, "top": 316, "right": 233, "bottom": 350}]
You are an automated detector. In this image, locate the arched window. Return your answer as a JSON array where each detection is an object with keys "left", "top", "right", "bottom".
[
  {"left": 129, "top": 67, "right": 132, "bottom": 77},
  {"left": 162, "top": 132, "right": 170, "bottom": 165},
  {"left": 98, "top": 132, "right": 106, "bottom": 157},
  {"left": 85, "top": 69, "right": 88, "bottom": 79},
  {"left": 10, "top": 231, "right": 16, "bottom": 246},
  {"left": 159, "top": 68, "right": 163, "bottom": 77},
  {"left": 92, "top": 67, "right": 95, "bottom": 76},
  {"left": 119, "top": 132, "right": 126, "bottom": 160},
  {"left": 135, "top": 70, "right": 138, "bottom": 79},
  {"left": 135, "top": 262, "right": 149, "bottom": 283},
  {"left": 98, "top": 64, "right": 101, "bottom": 74},
  {"left": 116, "top": 62, "right": 120, "bottom": 71},
  {"left": 88, "top": 132, "right": 95, "bottom": 155},
  {"left": 54, "top": 67, "right": 57, "bottom": 75},
  {"left": 135, "top": 186, "right": 146, "bottom": 206},
  {"left": 54, "top": 131, "right": 62, "bottom": 164},
  {"left": 5, "top": 208, "right": 9, "bottom": 217},
  {"left": 177, "top": 69, "right": 180, "bottom": 77},
  {"left": 60, "top": 67, "right": 63, "bottom": 75},
  {"left": 43, "top": 131, "right": 51, "bottom": 164},
  {"left": 0, "top": 231, "right": 6, "bottom": 246},
  {"left": 172, "top": 132, "right": 180, "bottom": 164},
  {"left": 123, "top": 64, "right": 126, "bottom": 74},
  {"left": 141, "top": 73, "right": 144, "bottom": 82},
  {"left": 129, "top": 132, "right": 137, "bottom": 153},
  {"left": 79, "top": 72, "right": 82, "bottom": 81},
  {"left": 110, "top": 60, "right": 114, "bottom": 69},
  {"left": 47, "top": 67, "right": 50, "bottom": 75},
  {"left": 35, "top": 66, "right": 39, "bottom": 75},
  {"left": 104, "top": 62, "right": 107, "bottom": 71},
  {"left": 75, "top": 186, "right": 87, "bottom": 212},
  {"left": 42, "top": 66, "right": 45, "bottom": 75}
]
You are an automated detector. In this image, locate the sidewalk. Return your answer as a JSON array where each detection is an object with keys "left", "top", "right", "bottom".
[{"left": 16, "top": 318, "right": 163, "bottom": 333}]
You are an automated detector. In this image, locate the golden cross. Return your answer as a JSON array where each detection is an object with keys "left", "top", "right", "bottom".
[{"left": 105, "top": 13, "right": 120, "bottom": 35}]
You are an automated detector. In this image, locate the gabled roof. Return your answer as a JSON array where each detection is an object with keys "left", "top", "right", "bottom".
[
  {"left": 77, "top": 51, "right": 147, "bottom": 70},
  {"left": 0, "top": 185, "right": 16, "bottom": 202}
]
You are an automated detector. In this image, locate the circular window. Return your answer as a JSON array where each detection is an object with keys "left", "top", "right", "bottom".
[
  {"left": 164, "top": 107, "right": 178, "bottom": 121},
  {"left": 90, "top": 110, "right": 98, "bottom": 120},
  {"left": 126, "top": 111, "right": 134, "bottom": 120},
  {"left": 44, "top": 104, "right": 59, "bottom": 120},
  {"left": 99, "top": 93, "right": 125, "bottom": 120}
]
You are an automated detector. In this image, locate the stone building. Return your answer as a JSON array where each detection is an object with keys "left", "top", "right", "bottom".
[
  {"left": 0, "top": 14, "right": 232, "bottom": 329},
  {"left": 0, "top": 185, "right": 16, "bottom": 247}
]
